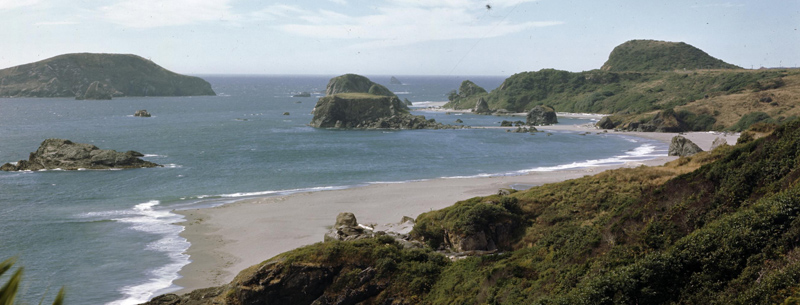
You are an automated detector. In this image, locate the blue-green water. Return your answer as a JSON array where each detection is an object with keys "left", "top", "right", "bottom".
[{"left": 0, "top": 75, "right": 666, "bottom": 304}]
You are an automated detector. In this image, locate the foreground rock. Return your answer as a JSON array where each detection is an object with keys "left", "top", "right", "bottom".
[
  {"left": 0, "top": 53, "right": 215, "bottom": 98},
  {"left": 526, "top": 105, "right": 558, "bottom": 125},
  {"left": 668, "top": 136, "right": 704, "bottom": 156},
  {"left": 310, "top": 75, "right": 463, "bottom": 129},
  {"left": 0, "top": 139, "right": 160, "bottom": 171}
]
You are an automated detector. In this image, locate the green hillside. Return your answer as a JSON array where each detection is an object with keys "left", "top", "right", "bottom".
[
  {"left": 601, "top": 39, "right": 741, "bottom": 72},
  {"left": 0, "top": 53, "right": 215, "bottom": 98}
]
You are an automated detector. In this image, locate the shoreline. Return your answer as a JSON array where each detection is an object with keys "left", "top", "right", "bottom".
[{"left": 170, "top": 123, "right": 738, "bottom": 294}]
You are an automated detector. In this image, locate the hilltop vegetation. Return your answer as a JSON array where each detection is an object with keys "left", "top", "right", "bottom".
[
  {"left": 0, "top": 53, "right": 215, "bottom": 98},
  {"left": 148, "top": 118, "right": 800, "bottom": 304},
  {"left": 601, "top": 39, "right": 741, "bottom": 72},
  {"left": 445, "top": 40, "right": 799, "bottom": 132}
]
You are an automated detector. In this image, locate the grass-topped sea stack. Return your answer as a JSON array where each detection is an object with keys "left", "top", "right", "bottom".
[
  {"left": 310, "top": 74, "right": 462, "bottom": 129},
  {"left": 0, "top": 53, "right": 216, "bottom": 99}
]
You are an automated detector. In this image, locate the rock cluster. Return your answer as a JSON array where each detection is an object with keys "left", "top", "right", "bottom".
[
  {"left": 526, "top": 105, "right": 558, "bottom": 125},
  {"left": 0, "top": 139, "right": 160, "bottom": 171},
  {"left": 324, "top": 212, "right": 423, "bottom": 249},
  {"left": 668, "top": 136, "right": 704, "bottom": 157}
]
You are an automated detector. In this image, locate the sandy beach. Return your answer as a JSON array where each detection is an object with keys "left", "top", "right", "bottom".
[{"left": 171, "top": 123, "right": 738, "bottom": 293}]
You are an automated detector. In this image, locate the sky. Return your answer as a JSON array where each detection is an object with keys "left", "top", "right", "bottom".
[{"left": 1, "top": 0, "right": 798, "bottom": 76}]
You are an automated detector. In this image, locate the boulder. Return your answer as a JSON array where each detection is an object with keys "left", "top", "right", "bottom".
[
  {"left": 474, "top": 97, "right": 491, "bottom": 114},
  {"left": 134, "top": 109, "right": 151, "bottom": 117},
  {"left": 526, "top": 105, "right": 558, "bottom": 125},
  {"left": 668, "top": 136, "right": 704, "bottom": 157},
  {"left": 597, "top": 116, "right": 616, "bottom": 129},
  {"left": 1, "top": 139, "right": 160, "bottom": 171},
  {"left": 711, "top": 137, "right": 728, "bottom": 150}
]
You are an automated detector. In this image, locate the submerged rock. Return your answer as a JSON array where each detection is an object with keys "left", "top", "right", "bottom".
[
  {"left": 134, "top": 109, "right": 151, "bottom": 117},
  {"left": 1, "top": 139, "right": 160, "bottom": 171},
  {"left": 526, "top": 105, "right": 558, "bottom": 125},
  {"left": 668, "top": 136, "right": 704, "bottom": 157}
]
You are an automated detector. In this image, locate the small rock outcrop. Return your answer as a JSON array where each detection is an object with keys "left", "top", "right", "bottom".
[
  {"left": 526, "top": 105, "right": 558, "bottom": 125},
  {"left": 668, "top": 136, "right": 704, "bottom": 157},
  {"left": 310, "top": 74, "right": 462, "bottom": 130},
  {"left": 597, "top": 116, "right": 616, "bottom": 129},
  {"left": 711, "top": 137, "right": 728, "bottom": 150},
  {"left": 390, "top": 76, "right": 403, "bottom": 85},
  {"left": 404, "top": 98, "right": 413, "bottom": 106},
  {"left": 134, "top": 110, "right": 151, "bottom": 117},
  {"left": 0, "top": 139, "right": 160, "bottom": 171},
  {"left": 324, "top": 212, "right": 370, "bottom": 242},
  {"left": 292, "top": 92, "right": 311, "bottom": 97},
  {"left": 474, "top": 97, "right": 491, "bottom": 114}
]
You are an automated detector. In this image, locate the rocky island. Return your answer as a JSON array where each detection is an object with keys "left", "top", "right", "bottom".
[
  {"left": 0, "top": 139, "right": 160, "bottom": 171},
  {"left": 310, "top": 74, "right": 462, "bottom": 129},
  {"left": 0, "top": 53, "right": 216, "bottom": 99}
]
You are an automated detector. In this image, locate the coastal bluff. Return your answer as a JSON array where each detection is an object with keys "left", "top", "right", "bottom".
[
  {"left": 310, "top": 74, "right": 462, "bottom": 129},
  {"left": 0, "top": 139, "right": 160, "bottom": 171},
  {"left": 0, "top": 53, "right": 215, "bottom": 99}
]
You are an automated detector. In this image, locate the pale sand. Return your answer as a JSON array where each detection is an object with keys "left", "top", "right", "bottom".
[{"left": 171, "top": 124, "right": 738, "bottom": 293}]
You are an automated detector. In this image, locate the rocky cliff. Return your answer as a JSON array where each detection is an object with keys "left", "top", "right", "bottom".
[
  {"left": 311, "top": 75, "right": 462, "bottom": 129},
  {"left": 0, "top": 53, "right": 215, "bottom": 98},
  {"left": 0, "top": 139, "right": 160, "bottom": 171}
]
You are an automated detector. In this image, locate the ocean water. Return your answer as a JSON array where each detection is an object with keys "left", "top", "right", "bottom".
[{"left": 0, "top": 75, "right": 667, "bottom": 304}]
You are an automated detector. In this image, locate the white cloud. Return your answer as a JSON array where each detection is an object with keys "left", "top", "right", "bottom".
[
  {"left": 267, "top": 0, "right": 560, "bottom": 48},
  {"left": 0, "top": 0, "right": 39, "bottom": 10},
  {"left": 99, "top": 0, "right": 237, "bottom": 28},
  {"left": 34, "top": 21, "right": 79, "bottom": 26}
]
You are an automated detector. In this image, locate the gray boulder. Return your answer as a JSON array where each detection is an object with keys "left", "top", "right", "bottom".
[
  {"left": 711, "top": 137, "right": 728, "bottom": 150},
  {"left": 1, "top": 138, "right": 160, "bottom": 171},
  {"left": 668, "top": 136, "right": 704, "bottom": 157},
  {"left": 474, "top": 97, "right": 491, "bottom": 114},
  {"left": 526, "top": 105, "right": 558, "bottom": 125},
  {"left": 597, "top": 116, "right": 616, "bottom": 129}
]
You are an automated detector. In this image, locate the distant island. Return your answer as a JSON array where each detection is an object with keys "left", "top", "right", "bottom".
[
  {"left": 0, "top": 53, "right": 216, "bottom": 99},
  {"left": 445, "top": 39, "right": 799, "bottom": 133},
  {"left": 390, "top": 76, "right": 403, "bottom": 85}
]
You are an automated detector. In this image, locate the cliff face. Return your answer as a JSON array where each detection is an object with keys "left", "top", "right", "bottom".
[{"left": 0, "top": 53, "right": 215, "bottom": 98}]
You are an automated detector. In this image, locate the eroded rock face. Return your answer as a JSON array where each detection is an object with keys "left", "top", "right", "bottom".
[
  {"left": 526, "top": 105, "right": 558, "bottom": 125},
  {"left": 474, "top": 97, "right": 491, "bottom": 114},
  {"left": 669, "top": 136, "right": 704, "bottom": 157},
  {"left": 1, "top": 139, "right": 160, "bottom": 171}
]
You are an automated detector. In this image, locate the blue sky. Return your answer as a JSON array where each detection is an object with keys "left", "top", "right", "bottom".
[{"left": 2, "top": 0, "right": 798, "bottom": 75}]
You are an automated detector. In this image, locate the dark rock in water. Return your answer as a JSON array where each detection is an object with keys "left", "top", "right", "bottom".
[
  {"left": 390, "top": 76, "right": 403, "bottom": 85},
  {"left": 76, "top": 81, "right": 116, "bottom": 100},
  {"left": 311, "top": 75, "right": 461, "bottom": 130},
  {"left": 597, "top": 116, "right": 616, "bottom": 129},
  {"left": 325, "top": 74, "right": 395, "bottom": 97},
  {"left": 292, "top": 92, "right": 311, "bottom": 97},
  {"left": 0, "top": 138, "right": 160, "bottom": 171},
  {"left": 283, "top": 112, "right": 290, "bottom": 116},
  {"left": 404, "top": 98, "right": 413, "bottom": 106},
  {"left": 0, "top": 53, "right": 215, "bottom": 98},
  {"left": 526, "top": 105, "right": 558, "bottom": 125},
  {"left": 500, "top": 120, "right": 513, "bottom": 127},
  {"left": 668, "top": 136, "right": 704, "bottom": 157},
  {"left": 455, "top": 119, "right": 463, "bottom": 123},
  {"left": 134, "top": 109, "right": 151, "bottom": 117},
  {"left": 474, "top": 97, "right": 491, "bottom": 114}
]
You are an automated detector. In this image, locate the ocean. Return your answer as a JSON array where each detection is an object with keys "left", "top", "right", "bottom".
[{"left": 0, "top": 75, "right": 667, "bottom": 304}]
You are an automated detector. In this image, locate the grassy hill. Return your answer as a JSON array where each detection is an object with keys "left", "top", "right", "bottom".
[
  {"left": 601, "top": 39, "right": 741, "bottom": 72},
  {"left": 0, "top": 53, "right": 215, "bottom": 98},
  {"left": 444, "top": 40, "right": 798, "bottom": 132}
]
